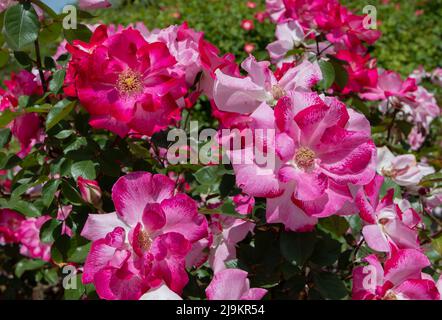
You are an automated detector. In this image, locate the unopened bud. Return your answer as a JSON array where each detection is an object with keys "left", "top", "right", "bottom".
[{"left": 77, "top": 177, "right": 102, "bottom": 207}]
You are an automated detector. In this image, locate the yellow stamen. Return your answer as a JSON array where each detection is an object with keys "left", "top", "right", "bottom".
[
  {"left": 294, "top": 147, "right": 316, "bottom": 170},
  {"left": 117, "top": 69, "right": 142, "bottom": 95},
  {"left": 271, "top": 85, "right": 286, "bottom": 100},
  {"left": 137, "top": 229, "right": 152, "bottom": 251}
]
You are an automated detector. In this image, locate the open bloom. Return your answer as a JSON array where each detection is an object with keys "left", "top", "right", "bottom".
[
  {"left": 361, "top": 70, "right": 417, "bottom": 103},
  {"left": 66, "top": 26, "right": 186, "bottom": 137},
  {"left": 214, "top": 56, "right": 321, "bottom": 114},
  {"left": 377, "top": 146, "right": 435, "bottom": 187},
  {"left": 356, "top": 175, "right": 421, "bottom": 254},
  {"left": 81, "top": 172, "right": 208, "bottom": 300},
  {"left": 352, "top": 249, "right": 440, "bottom": 300},
  {"left": 266, "top": 19, "right": 306, "bottom": 63},
  {"left": 226, "top": 91, "right": 376, "bottom": 231},
  {"left": 206, "top": 269, "right": 267, "bottom": 300}
]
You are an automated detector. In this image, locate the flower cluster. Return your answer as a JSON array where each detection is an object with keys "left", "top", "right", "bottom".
[{"left": 0, "top": 0, "right": 441, "bottom": 301}]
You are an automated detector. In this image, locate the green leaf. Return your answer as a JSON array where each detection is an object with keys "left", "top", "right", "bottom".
[
  {"left": 54, "top": 129, "right": 75, "bottom": 139},
  {"left": 25, "top": 103, "right": 52, "bottom": 113},
  {"left": 0, "top": 109, "right": 20, "bottom": 127},
  {"left": 420, "top": 172, "right": 442, "bottom": 188},
  {"left": 6, "top": 200, "right": 41, "bottom": 217},
  {"left": 380, "top": 177, "right": 401, "bottom": 199},
  {"left": 46, "top": 100, "right": 75, "bottom": 130},
  {"left": 0, "top": 128, "right": 11, "bottom": 148},
  {"left": 319, "top": 216, "right": 350, "bottom": 238},
  {"left": 3, "top": 3, "right": 40, "bottom": 50},
  {"left": 310, "top": 233, "right": 342, "bottom": 266},
  {"left": 39, "top": 21, "right": 62, "bottom": 44},
  {"left": 330, "top": 59, "right": 349, "bottom": 89},
  {"left": 42, "top": 268, "right": 59, "bottom": 285},
  {"left": 64, "top": 137, "right": 87, "bottom": 153},
  {"left": 11, "top": 182, "right": 34, "bottom": 200},
  {"left": 318, "top": 60, "right": 335, "bottom": 89},
  {"left": 40, "top": 218, "right": 61, "bottom": 243},
  {"left": 42, "top": 179, "right": 61, "bottom": 207},
  {"left": 50, "top": 234, "right": 71, "bottom": 263},
  {"left": 0, "top": 49, "right": 9, "bottom": 68},
  {"left": 313, "top": 272, "right": 348, "bottom": 300},
  {"left": 15, "top": 259, "right": 46, "bottom": 278},
  {"left": 194, "top": 165, "right": 227, "bottom": 185},
  {"left": 224, "top": 259, "right": 239, "bottom": 269},
  {"left": 51, "top": 234, "right": 91, "bottom": 264},
  {"left": 64, "top": 24, "right": 92, "bottom": 43},
  {"left": 13, "top": 51, "right": 32, "bottom": 67},
  {"left": 63, "top": 274, "right": 85, "bottom": 300},
  {"left": 49, "top": 69, "right": 66, "bottom": 94},
  {"left": 71, "top": 160, "right": 97, "bottom": 180},
  {"left": 68, "top": 242, "right": 91, "bottom": 264},
  {"left": 44, "top": 56, "right": 56, "bottom": 70},
  {"left": 280, "top": 232, "right": 317, "bottom": 266},
  {"left": 219, "top": 174, "right": 236, "bottom": 198},
  {"left": 0, "top": 153, "right": 21, "bottom": 169},
  {"left": 432, "top": 235, "right": 442, "bottom": 256},
  {"left": 220, "top": 201, "right": 247, "bottom": 219},
  {"left": 61, "top": 179, "right": 83, "bottom": 205}
]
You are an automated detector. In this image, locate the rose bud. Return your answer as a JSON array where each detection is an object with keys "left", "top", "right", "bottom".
[{"left": 77, "top": 177, "right": 102, "bottom": 207}]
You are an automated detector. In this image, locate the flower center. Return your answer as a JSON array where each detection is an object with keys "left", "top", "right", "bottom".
[
  {"left": 117, "top": 69, "right": 142, "bottom": 95},
  {"left": 381, "top": 165, "right": 410, "bottom": 179},
  {"left": 389, "top": 96, "right": 402, "bottom": 109},
  {"left": 137, "top": 229, "right": 152, "bottom": 251},
  {"left": 294, "top": 147, "right": 316, "bottom": 170},
  {"left": 383, "top": 291, "right": 397, "bottom": 300},
  {"left": 271, "top": 85, "right": 286, "bottom": 100},
  {"left": 381, "top": 168, "right": 395, "bottom": 178}
]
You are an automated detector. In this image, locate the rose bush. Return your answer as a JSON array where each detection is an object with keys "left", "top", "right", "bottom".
[{"left": 0, "top": 0, "right": 441, "bottom": 300}]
